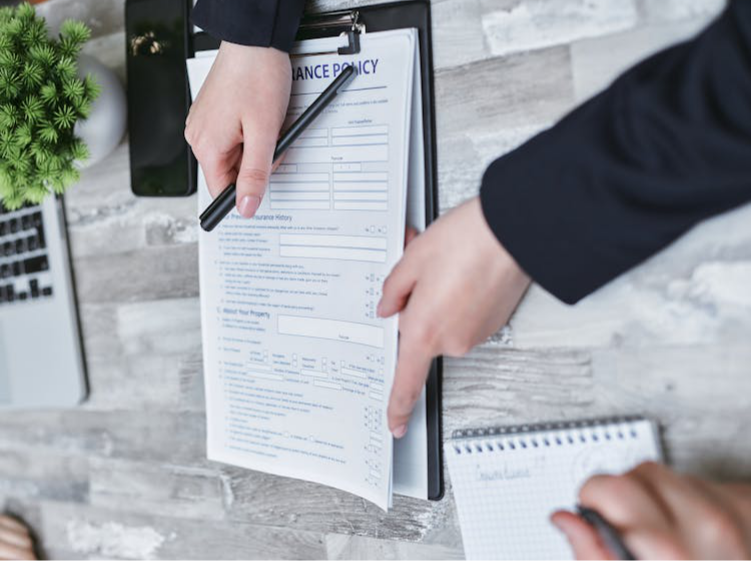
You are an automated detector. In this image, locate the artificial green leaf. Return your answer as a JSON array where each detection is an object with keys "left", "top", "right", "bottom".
[
  {"left": 0, "top": 67, "right": 18, "bottom": 98},
  {"left": 37, "top": 120, "right": 58, "bottom": 143},
  {"left": 39, "top": 81, "right": 56, "bottom": 105},
  {"left": 62, "top": 76, "right": 85, "bottom": 102},
  {"left": 53, "top": 104, "right": 76, "bottom": 129},
  {"left": 20, "top": 60, "right": 42, "bottom": 87},
  {"left": 29, "top": 43, "right": 55, "bottom": 67},
  {"left": 83, "top": 73, "right": 100, "bottom": 100},
  {"left": 60, "top": 19, "right": 90, "bottom": 45},
  {"left": 14, "top": 122, "right": 32, "bottom": 147},
  {"left": 0, "top": 103, "right": 17, "bottom": 127},
  {"left": 56, "top": 55, "right": 75, "bottom": 77},
  {"left": 21, "top": 95, "right": 43, "bottom": 122}
]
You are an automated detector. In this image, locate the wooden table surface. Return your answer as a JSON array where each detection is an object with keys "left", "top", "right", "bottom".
[{"left": 2, "top": 0, "right": 749, "bottom": 558}]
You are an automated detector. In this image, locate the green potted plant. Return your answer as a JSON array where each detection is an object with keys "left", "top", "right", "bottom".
[{"left": 0, "top": 3, "right": 99, "bottom": 211}]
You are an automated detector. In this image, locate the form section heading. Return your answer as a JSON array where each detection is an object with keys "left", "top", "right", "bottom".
[{"left": 293, "top": 59, "right": 380, "bottom": 82}]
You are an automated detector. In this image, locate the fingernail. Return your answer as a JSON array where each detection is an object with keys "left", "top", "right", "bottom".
[
  {"left": 392, "top": 425, "right": 407, "bottom": 439},
  {"left": 376, "top": 300, "right": 384, "bottom": 317},
  {"left": 238, "top": 195, "right": 261, "bottom": 218}
]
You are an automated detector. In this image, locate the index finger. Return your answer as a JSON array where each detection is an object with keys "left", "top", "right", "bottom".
[
  {"left": 198, "top": 145, "right": 241, "bottom": 199},
  {"left": 387, "top": 331, "right": 433, "bottom": 438}
]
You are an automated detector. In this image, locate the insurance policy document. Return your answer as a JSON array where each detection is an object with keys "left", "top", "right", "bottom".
[{"left": 190, "top": 29, "right": 421, "bottom": 510}]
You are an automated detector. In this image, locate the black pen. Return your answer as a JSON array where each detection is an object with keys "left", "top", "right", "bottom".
[
  {"left": 577, "top": 505, "right": 636, "bottom": 560},
  {"left": 199, "top": 64, "right": 356, "bottom": 232}
]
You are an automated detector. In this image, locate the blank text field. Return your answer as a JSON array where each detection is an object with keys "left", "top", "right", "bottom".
[
  {"left": 270, "top": 191, "right": 329, "bottom": 201},
  {"left": 341, "top": 366, "right": 368, "bottom": 379},
  {"left": 333, "top": 172, "right": 388, "bottom": 182},
  {"left": 270, "top": 173, "right": 329, "bottom": 183},
  {"left": 249, "top": 371, "right": 284, "bottom": 381},
  {"left": 270, "top": 183, "right": 329, "bottom": 192},
  {"left": 278, "top": 315, "right": 384, "bottom": 348},
  {"left": 332, "top": 135, "right": 387, "bottom": 147},
  {"left": 333, "top": 181, "right": 387, "bottom": 192},
  {"left": 334, "top": 191, "right": 387, "bottom": 201},
  {"left": 314, "top": 380, "right": 342, "bottom": 390},
  {"left": 280, "top": 234, "right": 386, "bottom": 250},
  {"left": 279, "top": 234, "right": 386, "bottom": 262},
  {"left": 332, "top": 125, "right": 388, "bottom": 136},
  {"left": 271, "top": 201, "right": 330, "bottom": 210},
  {"left": 293, "top": 136, "right": 328, "bottom": 147},
  {"left": 334, "top": 201, "right": 388, "bottom": 211}
]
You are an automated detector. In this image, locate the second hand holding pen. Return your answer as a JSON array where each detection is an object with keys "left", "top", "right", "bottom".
[{"left": 199, "top": 64, "right": 356, "bottom": 232}]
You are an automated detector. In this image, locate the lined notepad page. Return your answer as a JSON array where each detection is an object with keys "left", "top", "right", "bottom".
[{"left": 445, "top": 418, "right": 661, "bottom": 560}]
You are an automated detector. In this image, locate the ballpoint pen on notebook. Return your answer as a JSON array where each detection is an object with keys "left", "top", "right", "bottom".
[
  {"left": 577, "top": 505, "right": 636, "bottom": 560},
  {"left": 198, "top": 64, "right": 356, "bottom": 232}
]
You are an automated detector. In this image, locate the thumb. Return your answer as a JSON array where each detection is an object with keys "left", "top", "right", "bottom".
[
  {"left": 235, "top": 127, "right": 276, "bottom": 218},
  {"left": 551, "top": 511, "right": 615, "bottom": 560}
]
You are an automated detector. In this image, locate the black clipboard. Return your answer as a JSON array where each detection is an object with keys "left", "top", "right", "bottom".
[{"left": 192, "top": 0, "right": 443, "bottom": 502}]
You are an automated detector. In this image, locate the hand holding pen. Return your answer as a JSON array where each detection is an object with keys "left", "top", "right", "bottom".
[
  {"left": 185, "top": 41, "right": 356, "bottom": 232},
  {"left": 551, "top": 462, "right": 751, "bottom": 560},
  {"left": 185, "top": 43, "right": 292, "bottom": 223}
]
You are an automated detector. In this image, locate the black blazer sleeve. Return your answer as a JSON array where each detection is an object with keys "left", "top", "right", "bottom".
[
  {"left": 192, "top": 0, "right": 305, "bottom": 52},
  {"left": 480, "top": 1, "right": 751, "bottom": 305}
]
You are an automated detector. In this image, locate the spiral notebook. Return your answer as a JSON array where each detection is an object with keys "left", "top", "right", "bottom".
[{"left": 445, "top": 417, "right": 662, "bottom": 560}]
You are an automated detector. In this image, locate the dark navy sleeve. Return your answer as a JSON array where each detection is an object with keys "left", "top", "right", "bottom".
[
  {"left": 480, "top": 1, "right": 751, "bottom": 304},
  {"left": 192, "top": 0, "right": 305, "bottom": 52}
]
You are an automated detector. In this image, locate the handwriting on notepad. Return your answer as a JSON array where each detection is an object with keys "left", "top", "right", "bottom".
[{"left": 476, "top": 456, "right": 546, "bottom": 482}]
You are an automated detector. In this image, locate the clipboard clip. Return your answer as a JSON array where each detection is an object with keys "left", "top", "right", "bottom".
[{"left": 294, "top": 10, "right": 365, "bottom": 57}]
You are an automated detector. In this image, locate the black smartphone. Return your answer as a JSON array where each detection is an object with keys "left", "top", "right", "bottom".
[{"left": 125, "top": 0, "right": 195, "bottom": 197}]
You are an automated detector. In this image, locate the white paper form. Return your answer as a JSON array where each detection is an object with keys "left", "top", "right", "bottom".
[{"left": 190, "top": 29, "right": 420, "bottom": 510}]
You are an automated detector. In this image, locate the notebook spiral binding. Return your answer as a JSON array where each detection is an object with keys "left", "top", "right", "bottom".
[{"left": 450, "top": 416, "right": 645, "bottom": 456}]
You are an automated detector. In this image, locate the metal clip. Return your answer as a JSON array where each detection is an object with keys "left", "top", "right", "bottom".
[{"left": 293, "top": 10, "right": 364, "bottom": 57}]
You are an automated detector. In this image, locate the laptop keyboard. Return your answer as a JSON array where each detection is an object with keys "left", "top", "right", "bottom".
[{"left": 0, "top": 203, "right": 53, "bottom": 305}]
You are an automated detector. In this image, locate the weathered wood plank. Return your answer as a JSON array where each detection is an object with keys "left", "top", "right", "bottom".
[
  {"left": 480, "top": 0, "right": 639, "bottom": 58},
  {"left": 431, "top": 0, "right": 488, "bottom": 71},
  {"left": 443, "top": 347, "right": 595, "bottom": 436},
  {"left": 223, "top": 465, "right": 461, "bottom": 545},
  {"left": 0, "top": 451, "right": 89, "bottom": 505},
  {"left": 0, "top": 411, "right": 208, "bottom": 466},
  {"left": 88, "top": 459, "right": 227, "bottom": 521},
  {"left": 78, "top": 299, "right": 203, "bottom": 412},
  {"left": 635, "top": 0, "right": 726, "bottom": 25},
  {"left": 73, "top": 243, "right": 199, "bottom": 304},
  {"left": 435, "top": 47, "right": 574, "bottom": 137},
  {"left": 326, "top": 533, "right": 464, "bottom": 560},
  {"left": 40, "top": 502, "right": 327, "bottom": 560}
]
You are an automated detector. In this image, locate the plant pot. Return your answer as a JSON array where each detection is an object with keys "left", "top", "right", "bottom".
[{"left": 74, "top": 54, "right": 127, "bottom": 168}]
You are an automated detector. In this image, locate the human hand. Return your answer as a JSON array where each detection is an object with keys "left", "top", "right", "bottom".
[
  {"left": 552, "top": 462, "right": 751, "bottom": 559},
  {"left": 185, "top": 42, "right": 291, "bottom": 218},
  {"left": 378, "top": 196, "right": 531, "bottom": 437},
  {"left": 0, "top": 516, "right": 35, "bottom": 560}
]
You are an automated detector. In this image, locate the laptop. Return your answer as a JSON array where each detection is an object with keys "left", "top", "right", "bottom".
[{"left": 0, "top": 196, "right": 87, "bottom": 408}]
